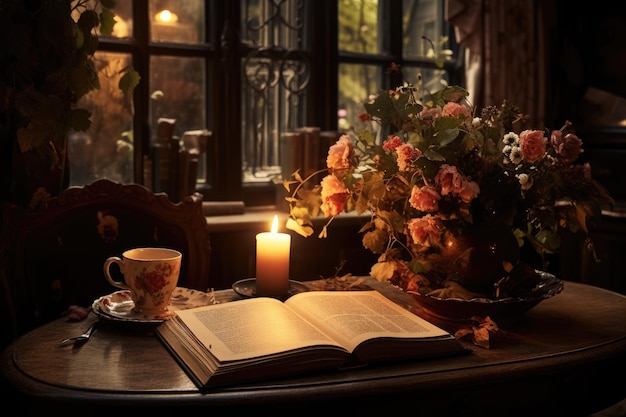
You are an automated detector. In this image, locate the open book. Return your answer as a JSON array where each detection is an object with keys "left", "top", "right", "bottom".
[{"left": 155, "top": 290, "right": 469, "bottom": 389}]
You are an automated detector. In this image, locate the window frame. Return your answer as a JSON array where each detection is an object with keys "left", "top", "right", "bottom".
[{"left": 93, "top": 0, "right": 461, "bottom": 206}]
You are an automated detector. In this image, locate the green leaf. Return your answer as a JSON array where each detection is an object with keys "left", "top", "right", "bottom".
[
  {"left": 69, "top": 59, "right": 99, "bottom": 99},
  {"left": 434, "top": 127, "right": 460, "bottom": 147},
  {"left": 81, "top": 33, "right": 99, "bottom": 56},
  {"left": 362, "top": 229, "right": 388, "bottom": 254},
  {"left": 387, "top": 210, "right": 408, "bottom": 233},
  {"left": 364, "top": 91, "right": 397, "bottom": 122},
  {"left": 99, "top": 8, "right": 117, "bottom": 35},
  {"left": 430, "top": 85, "right": 469, "bottom": 106},
  {"left": 78, "top": 10, "right": 99, "bottom": 32},
  {"left": 361, "top": 171, "right": 386, "bottom": 202},
  {"left": 533, "top": 229, "right": 561, "bottom": 253},
  {"left": 119, "top": 68, "right": 141, "bottom": 93},
  {"left": 422, "top": 148, "right": 446, "bottom": 162},
  {"left": 72, "top": 22, "right": 85, "bottom": 49},
  {"left": 434, "top": 115, "right": 462, "bottom": 131},
  {"left": 69, "top": 108, "right": 93, "bottom": 132},
  {"left": 101, "top": 0, "right": 118, "bottom": 9}
]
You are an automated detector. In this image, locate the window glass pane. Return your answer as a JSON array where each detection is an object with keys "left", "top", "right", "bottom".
[
  {"left": 105, "top": 0, "right": 133, "bottom": 38},
  {"left": 241, "top": 54, "right": 310, "bottom": 183},
  {"left": 149, "top": 56, "right": 206, "bottom": 135},
  {"left": 240, "top": 0, "right": 310, "bottom": 184},
  {"left": 338, "top": 63, "right": 381, "bottom": 132},
  {"left": 70, "top": 52, "right": 134, "bottom": 185},
  {"left": 338, "top": 0, "right": 381, "bottom": 54},
  {"left": 402, "top": 0, "right": 445, "bottom": 60},
  {"left": 149, "top": 56, "right": 207, "bottom": 193},
  {"left": 150, "top": 0, "right": 205, "bottom": 43},
  {"left": 403, "top": 65, "right": 450, "bottom": 93}
]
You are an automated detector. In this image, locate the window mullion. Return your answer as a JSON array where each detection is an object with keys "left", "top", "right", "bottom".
[{"left": 131, "top": 0, "right": 150, "bottom": 184}]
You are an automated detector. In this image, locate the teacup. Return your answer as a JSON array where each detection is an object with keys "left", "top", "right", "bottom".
[{"left": 104, "top": 247, "right": 182, "bottom": 315}]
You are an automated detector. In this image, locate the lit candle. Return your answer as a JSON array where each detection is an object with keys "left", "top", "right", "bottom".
[{"left": 255, "top": 215, "right": 291, "bottom": 297}]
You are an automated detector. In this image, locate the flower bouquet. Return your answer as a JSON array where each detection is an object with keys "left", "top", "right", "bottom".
[{"left": 284, "top": 78, "right": 614, "bottom": 324}]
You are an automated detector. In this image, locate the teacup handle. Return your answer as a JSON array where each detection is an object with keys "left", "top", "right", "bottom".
[{"left": 104, "top": 256, "right": 131, "bottom": 291}]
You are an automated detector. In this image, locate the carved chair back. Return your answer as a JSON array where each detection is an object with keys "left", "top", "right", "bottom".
[{"left": 0, "top": 179, "right": 211, "bottom": 344}]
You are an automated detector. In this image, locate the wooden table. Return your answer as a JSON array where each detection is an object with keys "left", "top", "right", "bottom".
[{"left": 2, "top": 277, "right": 626, "bottom": 417}]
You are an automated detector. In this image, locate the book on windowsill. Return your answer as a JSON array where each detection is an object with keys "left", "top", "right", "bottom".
[{"left": 155, "top": 290, "right": 470, "bottom": 390}]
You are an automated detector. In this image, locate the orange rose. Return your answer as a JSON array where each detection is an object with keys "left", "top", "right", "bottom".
[
  {"left": 409, "top": 185, "right": 440, "bottom": 212},
  {"left": 326, "top": 134, "right": 353, "bottom": 174},
  {"left": 320, "top": 175, "right": 349, "bottom": 217}
]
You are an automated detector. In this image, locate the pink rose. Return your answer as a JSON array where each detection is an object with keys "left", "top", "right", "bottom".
[
  {"left": 407, "top": 215, "right": 441, "bottom": 247},
  {"left": 550, "top": 130, "right": 583, "bottom": 163},
  {"left": 320, "top": 175, "right": 349, "bottom": 217},
  {"left": 419, "top": 107, "right": 442, "bottom": 124},
  {"left": 519, "top": 130, "right": 547, "bottom": 163},
  {"left": 326, "top": 134, "right": 353, "bottom": 172},
  {"left": 435, "top": 164, "right": 465, "bottom": 196},
  {"left": 442, "top": 102, "right": 471, "bottom": 119},
  {"left": 409, "top": 185, "right": 441, "bottom": 212},
  {"left": 458, "top": 180, "right": 480, "bottom": 203},
  {"left": 382, "top": 135, "right": 403, "bottom": 151}
]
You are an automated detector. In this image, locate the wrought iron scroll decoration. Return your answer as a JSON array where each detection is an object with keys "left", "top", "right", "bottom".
[{"left": 241, "top": 0, "right": 310, "bottom": 178}]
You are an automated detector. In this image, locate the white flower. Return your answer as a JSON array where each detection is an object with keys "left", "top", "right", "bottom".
[
  {"left": 503, "top": 132, "right": 519, "bottom": 146},
  {"left": 516, "top": 173, "right": 533, "bottom": 190},
  {"left": 508, "top": 146, "right": 523, "bottom": 164}
]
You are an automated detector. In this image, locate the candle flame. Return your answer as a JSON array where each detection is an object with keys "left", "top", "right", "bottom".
[{"left": 271, "top": 215, "right": 279, "bottom": 233}]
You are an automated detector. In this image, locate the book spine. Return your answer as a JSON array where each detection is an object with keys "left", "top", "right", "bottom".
[
  {"left": 298, "top": 126, "right": 321, "bottom": 180},
  {"left": 280, "top": 132, "right": 304, "bottom": 181},
  {"left": 168, "top": 137, "right": 180, "bottom": 200},
  {"left": 151, "top": 144, "right": 169, "bottom": 194}
]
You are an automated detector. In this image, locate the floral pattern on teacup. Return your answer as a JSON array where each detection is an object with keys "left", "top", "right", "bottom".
[{"left": 134, "top": 262, "right": 178, "bottom": 308}]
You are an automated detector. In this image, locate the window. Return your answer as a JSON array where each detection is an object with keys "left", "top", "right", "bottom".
[
  {"left": 73, "top": 0, "right": 461, "bottom": 206},
  {"left": 338, "top": 0, "right": 461, "bottom": 133}
]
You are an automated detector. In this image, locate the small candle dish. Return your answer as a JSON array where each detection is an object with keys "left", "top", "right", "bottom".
[{"left": 232, "top": 278, "right": 308, "bottom": 300}]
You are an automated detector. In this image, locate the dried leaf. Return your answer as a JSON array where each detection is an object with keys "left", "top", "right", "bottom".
[
  {"left": 286, "top": 217, "right": 313, "bottom": 237},
  {"left": 370, "top": 261, "right": 397, "bottom": 282},
  {"left": 454, "top": 316, "right": 499, "bottom": 349},
  {"left": 472, "top": 326, "right": 491, "bottom": 348}
]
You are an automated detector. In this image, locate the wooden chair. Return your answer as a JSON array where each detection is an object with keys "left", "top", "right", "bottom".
[{"left": 0, "top": 179, "right": 211, "bottom": 346}]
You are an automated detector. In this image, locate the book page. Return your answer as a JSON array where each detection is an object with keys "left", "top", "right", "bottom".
[
  {"left": 285, "top": 291, "right": 450, "bottom": 352},
  {"left": 173, "top": 297, "right": 346, "bottom": 362}
]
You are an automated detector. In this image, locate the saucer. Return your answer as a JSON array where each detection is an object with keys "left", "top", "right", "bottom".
[
  {"left": 92, "top": 287, "right": 218, "bottom": 324},
  {"left": 232, "top": 278, "right": 308, "bottom": 299}
]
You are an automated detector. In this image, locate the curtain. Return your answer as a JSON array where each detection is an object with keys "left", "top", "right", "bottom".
[{"left": 445, "top": 0, "right": 555, "bottom": 127}]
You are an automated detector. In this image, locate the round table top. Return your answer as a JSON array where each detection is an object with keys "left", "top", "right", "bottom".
[{"left": 2, "top": 278, "right": 626, "bottom": 416}]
